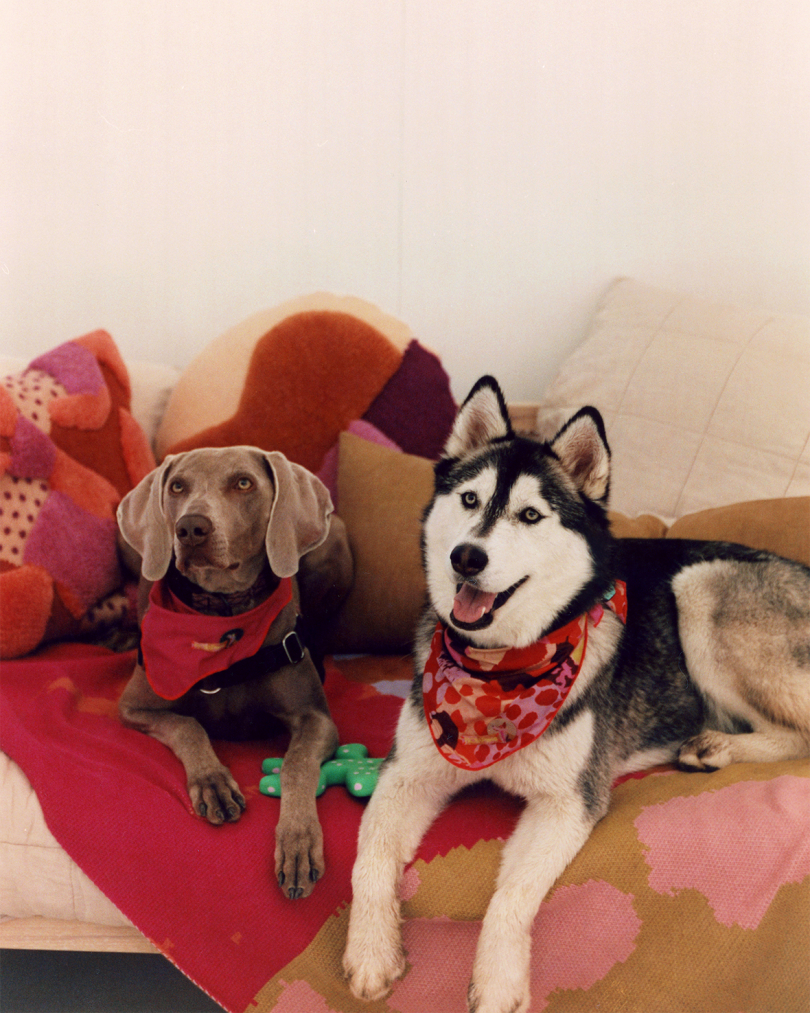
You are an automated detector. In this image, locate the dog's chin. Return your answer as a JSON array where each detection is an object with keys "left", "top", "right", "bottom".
[{"left": 175, "top": 556, "right": 249, "bottom": 593}]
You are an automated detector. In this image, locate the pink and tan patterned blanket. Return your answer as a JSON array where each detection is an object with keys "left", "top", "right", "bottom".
[{"left": 1, "top": 648, "right": 808, "bottom": 1012}]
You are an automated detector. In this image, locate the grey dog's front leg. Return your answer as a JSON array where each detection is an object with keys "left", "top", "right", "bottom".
[
  {"left": 274, "top": 707, "right": 338, "bottom": 899},
  {"left": 119, "top": 668, "right": 245, "bottom": 824}
]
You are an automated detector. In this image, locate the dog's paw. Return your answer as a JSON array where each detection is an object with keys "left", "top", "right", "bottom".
[
  {"left": 343, "top": 943, "right": 405, "bottom": 1002},
  {"left": 189, "top": 767, "right": 246, "bottom": 824},
  {"left": 468, "top": 979, "right": 529, "bottom": 1013},
  {"left": 678, "top": 730, "right": 733, "bottom": 771},
  {"left": 275, "top": 818, "right": 325, "bottom": 899}
]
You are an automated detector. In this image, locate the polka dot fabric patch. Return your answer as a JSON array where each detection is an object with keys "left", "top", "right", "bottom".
[
  {"left": 1, "top": 369, "right": 65, "bottom": 433},
  {"left": 0, "top": 476, "right": 49, "bottom": 566}
]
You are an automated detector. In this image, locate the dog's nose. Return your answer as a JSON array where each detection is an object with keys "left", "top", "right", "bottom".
[
  {"left": 175, "top": 514, "right": 212, "bottom": 547},
  {"left": 450, "top": 543, "right": 488, "bottom": 578}
]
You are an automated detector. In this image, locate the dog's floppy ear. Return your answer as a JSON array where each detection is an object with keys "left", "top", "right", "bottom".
[
  {"left": 116, "top": 456, "right": 178, "bottom": 581},
  {"left": 550, "top": 407, "right": 611, "bottom": 504},
  {"left": 262, "top": 452, "right": 334, "bottom": 578},
  {"left": 443, "top": 375, "right": 512, "bottom": 459}
]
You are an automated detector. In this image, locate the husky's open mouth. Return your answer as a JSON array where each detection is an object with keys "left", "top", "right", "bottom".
[{"left": 450, "top": 576, "right": 528, "bottom": 631}]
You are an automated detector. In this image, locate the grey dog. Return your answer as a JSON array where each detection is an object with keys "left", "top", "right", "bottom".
[{"left": 117, "top": 446, "right": 352, "bottom": 899}]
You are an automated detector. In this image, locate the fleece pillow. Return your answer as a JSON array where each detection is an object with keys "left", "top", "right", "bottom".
[
  {"left": 0, "top": 332, "right": 155, "bottom": 658},
  {"left": 152, "top": 297, "right": 457, "bottom": 652},
  {"left": 538, "top": 278, "right": 810, "bottom": 520},
  {"left": 155, "top": 293, "right": 455, "bottom": 471}
]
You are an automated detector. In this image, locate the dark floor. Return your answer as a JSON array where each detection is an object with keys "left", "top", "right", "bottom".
[{"left": 0, "top": 950, "right": 225, "bottom": 1013}]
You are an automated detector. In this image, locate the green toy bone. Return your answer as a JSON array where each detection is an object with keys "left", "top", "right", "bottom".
[{"left": 260, "top": 743, "right": 381, "bottom": 799}]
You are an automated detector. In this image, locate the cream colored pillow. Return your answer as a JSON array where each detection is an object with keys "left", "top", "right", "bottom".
[{"left": 538, "top": 279, "right": 810, "bottom": 520}]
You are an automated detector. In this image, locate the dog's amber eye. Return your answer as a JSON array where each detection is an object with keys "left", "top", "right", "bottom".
[
  {"left": 461, "top": 491, "right": 479, "bottom": 510},
  {"left": 235, "top": 477, "right": 254, "bottom": 491},
  {"left": 520, "top": 507, "right": 542, "bottom": 524},
  {"left": 168, "top": 479, "right": 185, "bottom": 495}
]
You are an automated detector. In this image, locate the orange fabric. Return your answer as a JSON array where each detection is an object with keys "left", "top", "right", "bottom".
[
  {"left": 49, "top": 352, "right": 149, "bottom": 499},
  {"left": 74, "top": 330, "right": 132, "bottom": 399},
  {"left": 0, "top": 564, "right": 53, "bottom": 658},
  {"left": 164, "top": 311, "right": 402, "bottom": 473},
  {"left": 118, "top": 407, "right": 158, "bottom": 488}
]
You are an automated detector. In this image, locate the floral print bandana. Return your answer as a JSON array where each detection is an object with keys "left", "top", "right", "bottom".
[{"left": 423, "top": 581, "right": 628, "bottom": 770}]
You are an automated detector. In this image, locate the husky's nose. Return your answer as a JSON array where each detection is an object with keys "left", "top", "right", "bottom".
[
  {"left": 175, "top": 513, "right": 212, "bottom": 547},
  {"left": 450, "top": 543, "right": 488, "bottom": 578}
]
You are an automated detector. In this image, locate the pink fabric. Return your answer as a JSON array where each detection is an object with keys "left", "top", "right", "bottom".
[
  {"left": 30, "top": 342, "right": 105, "bottom": 396},
  {"left": 635, "top": 775, "right": 810, "bottom": 929}
]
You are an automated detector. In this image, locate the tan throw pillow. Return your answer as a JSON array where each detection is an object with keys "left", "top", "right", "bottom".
[
  {"left": 609, "top": 512, "right": 668, "bottom": 540},
  {"left": 324, "top": 433, "right": 435, "bottom": 654},
  {"left": 667, "top": 497, "right": 809, "bottom": 566}
]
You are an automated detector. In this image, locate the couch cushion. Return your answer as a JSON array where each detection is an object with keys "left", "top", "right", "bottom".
[
  {"left": 667, "top": 496, "right": 809, "bottom": 566},
  {"left": 538, "top": 279, "right": 810, "bottom": 519},
  {"left": 155, "top": 294, "right": 414, "bottom": 465}
]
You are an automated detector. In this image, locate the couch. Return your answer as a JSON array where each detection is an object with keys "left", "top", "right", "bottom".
[{"left": 1, "top": 279, "right": 808, "bottom": 1012}]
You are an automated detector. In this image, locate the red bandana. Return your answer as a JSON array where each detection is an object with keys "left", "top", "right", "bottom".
[
  {"left": 140, "top": 577, "right": 293, "bottom": 700},
  {"left": 423, "top": 581, "right": 628, "bottom": 770}
]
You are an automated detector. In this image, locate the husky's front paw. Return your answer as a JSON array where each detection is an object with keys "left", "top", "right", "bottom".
[
  {"left": 468, "top": 977, "right": 529, "bottom": 1013},
  {"left": 343, "top": 938, "right": 406, "bottom": 1002},
  {"left": 679, "top": 730, "right": 733, "bottom": 771}
]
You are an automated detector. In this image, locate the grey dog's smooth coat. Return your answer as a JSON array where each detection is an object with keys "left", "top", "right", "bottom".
[
  {"left": 117, "top": 445, "right": 353, "bottom": 899},
  {"left": 344, "top": 376, "right": 810, "bottom": 1013}
]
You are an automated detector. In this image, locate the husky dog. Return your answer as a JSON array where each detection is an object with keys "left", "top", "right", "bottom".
[{"left": 343, "top": 376, "right": 810, "bottom": 1013}]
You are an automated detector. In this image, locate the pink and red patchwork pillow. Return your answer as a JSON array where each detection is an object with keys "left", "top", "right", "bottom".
[{"left": 0, "top": 331, "right": 155, "bottom": 658}]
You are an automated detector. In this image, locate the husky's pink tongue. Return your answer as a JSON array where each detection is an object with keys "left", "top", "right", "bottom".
[{"left": 452, "top": 584, "right": 497, "bottom": 624}]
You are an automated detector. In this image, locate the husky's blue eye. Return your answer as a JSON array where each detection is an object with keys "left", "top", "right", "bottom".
[
  {"left": 520, "top": 507, "right": 542, "bottom": 524},
  {"left": 461, "top": 491, "right": 479, "bottom": 510}
]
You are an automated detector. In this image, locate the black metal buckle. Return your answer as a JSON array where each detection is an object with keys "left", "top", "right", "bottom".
[{"left": 282, "top": 630, "right": 305, "bottom": 665}]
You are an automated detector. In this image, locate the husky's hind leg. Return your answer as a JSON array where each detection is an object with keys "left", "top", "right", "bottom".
[
  {"left": 674, "top": 558, "right": 810, "bottom": 770},
  {"left": 679, "top": 726, "right": 809, "bottom": 770}
]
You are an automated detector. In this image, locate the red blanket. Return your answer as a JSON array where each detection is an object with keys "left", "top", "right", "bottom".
[{"left": 0, "top": 645, "right": 520, "bottom": 1012}]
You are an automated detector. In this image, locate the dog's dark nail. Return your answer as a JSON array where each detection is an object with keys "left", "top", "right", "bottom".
[
  {"left": 198, "top": 803, "right": 207, "bottom": 818},
  {"left": 278, "top": 871, "right": 285, "bottom": 886},
  {"left": 289, "top": 886, "right": 304, "bottom": 900},
  {"left": 310, "top": 868, "right": 320, "bottom": 882}
]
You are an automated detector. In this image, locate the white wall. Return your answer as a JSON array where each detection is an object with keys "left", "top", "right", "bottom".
[{"left": 2, "top": 0, "right": 808, "bottom": 401}]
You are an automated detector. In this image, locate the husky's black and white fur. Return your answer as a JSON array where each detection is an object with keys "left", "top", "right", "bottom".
[{"left": 343, "top": 376, "right": 810, "bottom": 1013}]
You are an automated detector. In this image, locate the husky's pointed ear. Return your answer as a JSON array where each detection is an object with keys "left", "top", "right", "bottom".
[
  {"left": 550, "top": 407, "right": 611, "bottom": 504},
  {"left": 443, "top": 375, "right": 513, "bottom": 459}
]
